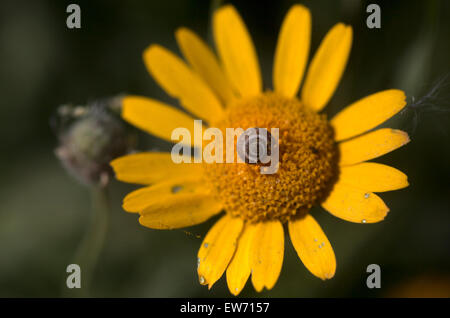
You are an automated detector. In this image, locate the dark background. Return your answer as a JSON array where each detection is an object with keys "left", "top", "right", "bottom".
[{"left": 0, "top": 0, "right": 449, "bottom": 297}]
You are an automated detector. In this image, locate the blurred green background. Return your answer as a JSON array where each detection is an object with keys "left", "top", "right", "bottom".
[{"left": 0, "top": 0, "right": 449, "bottom": 297}]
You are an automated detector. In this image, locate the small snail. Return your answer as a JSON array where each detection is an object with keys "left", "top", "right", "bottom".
[{"left": 236, "top": 128, "right": 277, "bottom": 164}]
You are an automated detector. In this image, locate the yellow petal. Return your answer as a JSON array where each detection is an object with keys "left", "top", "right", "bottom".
[
  {"left": 339, "top": 128, "right": 410, "bottom": 166},
  {"left": 288, "top": 215, "right": 336, "bottom": 280},
  {"left": 122, "top": 96, "right": 204, "bottom": 146},
  {"left": 250, "top": 220, "right": 284, "bottom": 292},
  {"left": 339, "top": 162, "right": 409, "bottom": 192},
  {"left": 213, "top": 5, "right": 262, "bottom": 97},
  {"left": 110, "top": 152, "right": 201, "bottom": 185},
  {"left": 123, "top": 175, "right": 207, "bottom": 213},
  {"left": 198, "top": 215, "right": 244, "bottom": 289},
  {"left": 226, "top": 224, "right": 255, "bottom": 296},
  {"left": 143, "top": 45, "right": 224, "bottom": 123},
  {"left": 321, "top": 181, "right": 389, "bottom": 223},
  {"left": 273, "top": 5, "right": 311, "bottom": 98},
  {"left": 301, "top": 23, "right": 352, "bottom": 111},
  {"left": 139, "top": 193, "right": 223, "bottom": 229},
  {"left": 331, "top": 90, "right": 407, "bottom": 141},
  {"left": 175, "top": 27, "right": 236, "bottom": 105}
]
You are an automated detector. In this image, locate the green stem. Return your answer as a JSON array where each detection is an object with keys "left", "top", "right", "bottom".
[{"left": 65, "top": 186, "right": 110, "bottom": 297}]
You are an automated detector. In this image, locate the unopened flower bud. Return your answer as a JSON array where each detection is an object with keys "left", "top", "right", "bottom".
[{"left": 54, "top": 96, "right": 136, "bottom": 186}]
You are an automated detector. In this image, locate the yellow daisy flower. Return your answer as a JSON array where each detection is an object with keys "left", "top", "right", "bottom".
[{"left": 111, "top": 4, "right": 410, "bottom": 295}]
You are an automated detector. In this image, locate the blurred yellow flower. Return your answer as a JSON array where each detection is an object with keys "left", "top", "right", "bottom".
[
  {"left": 111, "top": 5, "right": 410, "bottom": 295},
  {"left": 387, "top": 274, "right": 450, "bottom": 298}
]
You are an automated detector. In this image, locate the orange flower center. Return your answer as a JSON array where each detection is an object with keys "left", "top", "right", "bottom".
[{"left": 203, "top": 92, "right": 338, "bottom": 223}]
